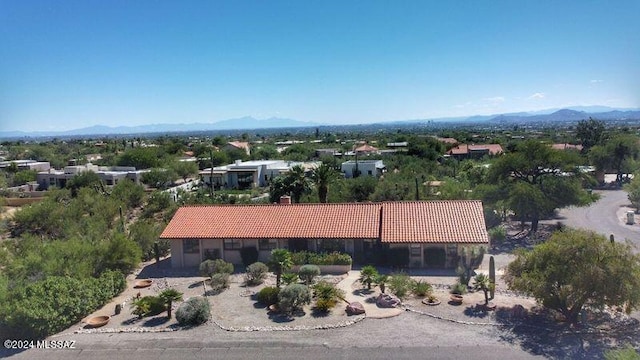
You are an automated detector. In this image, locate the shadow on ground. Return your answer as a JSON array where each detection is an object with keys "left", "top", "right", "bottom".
[{"left": 493, "top": 305, "right": 640, "bottom": 359}]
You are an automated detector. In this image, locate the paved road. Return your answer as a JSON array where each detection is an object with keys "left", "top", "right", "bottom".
[
  {"left": 2, "top": 315, "right": 549, "bottom": 360},
  {"left": 555, "top": 190, "right": 640, "bottom": 248}
]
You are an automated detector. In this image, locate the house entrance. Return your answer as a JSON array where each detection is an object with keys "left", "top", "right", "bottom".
[
  {"left": 424, "top": 248, "right": 446, "bottom": 268},
  {"left": 289, "top": 240, "right": 308, "bottom": 253}
]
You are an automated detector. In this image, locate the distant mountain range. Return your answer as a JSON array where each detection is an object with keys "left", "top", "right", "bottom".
[{"left": 2, "top": 107, "right": 640, "bottom": 139}]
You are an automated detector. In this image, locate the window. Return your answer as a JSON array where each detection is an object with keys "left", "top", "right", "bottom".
[
  {"left": 184, "top": 239, "right": 200, "bottom": 254},
  {"left": 224, "top": 239, "right": 242, "bottom": 250},
  {"left": 410, "top": 244, "right": 421, "bottom": 257},
  {"left": 319, "top": 239, "right": 343, "bottom": 252},
  {"left": 259, "top": 239, "right": 278, "bottom": 250},
  {"left": 367, "top": 170, "right": 372, "bottom": 175}
]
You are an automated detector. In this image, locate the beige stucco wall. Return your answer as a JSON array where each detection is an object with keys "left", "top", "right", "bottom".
[{"left": 170, "top": 239, "right": 183, "bottom": 268}]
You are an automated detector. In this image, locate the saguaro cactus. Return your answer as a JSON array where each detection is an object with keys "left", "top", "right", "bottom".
[{"left": 489, "top": 256, "right": 495, "bottom": 300}]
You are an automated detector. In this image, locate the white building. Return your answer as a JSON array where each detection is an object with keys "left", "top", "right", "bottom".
[
  {"left": 36, "top": 163, "right": 147, "bottom": 190},
  {"left": 341, "top": 160, "right": 386, "bottom": 178},
  {"left": 200, "top": 160, "right": 319, "bottom": 190}
]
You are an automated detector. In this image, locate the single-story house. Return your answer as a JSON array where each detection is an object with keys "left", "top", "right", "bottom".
[
  {"left": 224, "top": 141, "right": 251, "bottom": 155},
  {"left": 341, "top": 160, "right": 386, "bottom": 178},
  {"left": 447, "top": 144, "right": 503, "bottom": 160},
  {"left": 36, "top": 163, "right": 146, "bottom": 189},
  {"left": 160, "top": 199, "right": 489, "bottom": 268}
]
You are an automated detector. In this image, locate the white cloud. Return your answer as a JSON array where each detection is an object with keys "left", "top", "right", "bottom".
[
  {"left": 484, "top": 96, "right": 505, "bottom": 104},
  {"left": 528, "top": 92, "right": 545, "bottom": 100},
  {"left": 590, "top": 79, "right": 603, "bottom": 84}
]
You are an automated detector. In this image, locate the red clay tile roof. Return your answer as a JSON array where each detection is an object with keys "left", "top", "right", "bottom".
[
  {"left": 380, "top": 200, "right": 488, "bottom": 243},
  {"left": 448, "top": 144, "right": 503, "bottom": 156},
  {"left": 354, "top": 144, "right": 378, "bottom": 152},
  {"left": 160, "top": 203, "right": 380, "bottom": 239},
  {"left": 160, "top": 201, "right": 489, "bottom": 244}
]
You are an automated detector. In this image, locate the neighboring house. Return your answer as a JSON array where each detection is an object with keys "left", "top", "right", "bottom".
[
  {"left": 0, "top": 160, "right": 51, "bottom": 172},
  {"left": 36, "top": 163, "right": 146, "bottom": 189},
  {"left": 434, "top": 137, "right": 459, "bottom": 145},
  {"left": 315, "top": 148, "right": 340, "bottom": 157},
  {"left": 551, "top": 143, "right": 583, "bottom": 151},
  {"left": 200, "top": 160, "right": 319, "bottom": 190},
  {"left": 341, "top": 160, "right": 385, "bottom": 178},
  {"left": 224, "top": 141, "right": 251, "bottom": 156},
  {"left": 447, "top": 144, "right": 503, "bottom": 160},
  {"left": 386, "top": 142, "right": 408, "bottom": 148},
  {"left": 353, "top": 143, "right": 379, "bottom": 155},
  {"left": 160, "top": 200, "right": 489, "bottom": 268}
]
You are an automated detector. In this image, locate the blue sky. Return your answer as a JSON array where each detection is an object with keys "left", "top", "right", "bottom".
[{"left": 1, "top": 0, "right": 639, "bottom": 132}]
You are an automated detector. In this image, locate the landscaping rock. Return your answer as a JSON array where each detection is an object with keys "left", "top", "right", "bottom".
[
  {"left": 377, "top": 293, "right": 401, "bottom": 308},
  {"left": 346, "top": 301, "right": 365, "bottom": 315}
]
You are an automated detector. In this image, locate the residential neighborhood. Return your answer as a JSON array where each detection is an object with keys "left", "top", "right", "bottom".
[{"left": 1, "top": 1, "right": 639, "bottom": 359}]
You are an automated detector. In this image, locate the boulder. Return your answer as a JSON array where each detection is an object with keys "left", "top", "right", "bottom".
[
  {"left": 377, "top": 293, "right": 401, "bottom": 308},
  {"left": 346, "top": 301, "right": 365, "bottom": 315}
]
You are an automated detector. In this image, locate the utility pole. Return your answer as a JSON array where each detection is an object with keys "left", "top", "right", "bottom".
[{"left": 209, "top": 149, "right": 214, "bottom": 198}]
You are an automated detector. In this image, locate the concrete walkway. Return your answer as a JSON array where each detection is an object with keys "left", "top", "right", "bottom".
[{"left": 336, "top": 270, "right": 403, "bottom": 319}]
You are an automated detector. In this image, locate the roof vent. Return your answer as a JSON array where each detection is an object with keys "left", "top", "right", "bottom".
[{"left": 279, "top": 195, "right": 291, "bottom": 205}]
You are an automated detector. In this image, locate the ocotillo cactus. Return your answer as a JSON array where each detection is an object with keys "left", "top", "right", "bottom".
[{"left": 489, "top": 256, "right": 495, "bottom": 300}]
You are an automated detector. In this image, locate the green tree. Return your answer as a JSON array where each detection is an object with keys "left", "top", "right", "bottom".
[
  {"left": 117, "top": 147, "right": 164, "bottom": 169},
  {"left": 171, "top": 161, "right": 199, "bottom": 182},
  {"left": 590, "top": 134, "right": 640, "bottom": 184},
  {"left": 287, "top": 165, "right": 311, "bottom": 203},
  {"left": 11, "top": 170, "right": 37, "bottom": 187},
  {"left": 158, "top": 288, "right": 183, "bottom": 319},
  {"left": 489, "top": 140, "right": 588, "bottom": 233},
  {"left": 576, "top": 118, "right": 606, "bottom": 153},
  {"left": 626, "top": 179, "right": 640, "bottom": 215},
  {"left": 66, "top": 171, "right": 103, "bottom": 197},
  {"left": 269, "top": 249, "right": 293, "bottom": 288},
  {"left": 604, "top": 345, "right": 640, "bottom": 360},
  {"left": 504, "top": 229, "right": 640, "bottom": 323},
  {"left": 141, "top": 168, "right": 177, "bottom": 189},
  {"left": 311, "top": 162, "right": 337, "bottom": 203},
  {"left": 346, "top": 176, "right": 377, "bottom": 202}
]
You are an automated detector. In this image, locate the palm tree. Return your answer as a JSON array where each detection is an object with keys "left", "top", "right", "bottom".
[
  {"left": 473, "top": 273, "right": 494, "bottom": 306},
  {"left": 159, "top": 288, "right": 183, "bottom": 319},
  {"left": 311, "top": 163, "right": 337, "bottom": 203},
  {"left": 269, "top": 249, "right": 293, "bottom": 288},
  {"left": 286, "top": 165, "right": 311, "bottom": 203},
  {"left": 358, "top": 265, "right": 379, "bottom": 290}
]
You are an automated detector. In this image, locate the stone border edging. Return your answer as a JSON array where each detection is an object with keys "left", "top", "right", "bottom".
[
  {"left": 74, "top": 326, "right": 180, "bottom": 334},
  {"left": 210, "top": 315, "right": 366, "bottom": 332}
]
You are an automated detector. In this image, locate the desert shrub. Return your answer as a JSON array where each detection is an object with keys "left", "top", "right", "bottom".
[
  {"left": 278, "top": 284, "right": 311, "bottom": 314},
  {"left": 210, "top": 273, "right": 230, "bottom": 292},
  {"left": 488, "top": 226, "right": 506, "bottom": 244},
  {"left": 256, "top": 286, "right": 280, "bottom": 306},
  {"left": 291, "top": 251, "right": 352, "bottom": 265},
  {"left": 131, "top": 295, "right": 165, "bottom": 318},
  {"left": 240, "top": 247, "right": 259, "bottom": 267},
  {"left": 245, "top": 262, "right": 269, "bottom": 286},
  {"left": 312, "top": 281, "right": 345, "bottom": 312},
  {"left": 291, "top": 251, "right": 309, "bottom": 265},
  {"left": 1, "top": 271, "right": 126, "bottom": 339},
  {"left": 308, "top": 252, "right": 352, "bottom": 265},
  {"left": 298, "top": 264, "right": 321, "bottom": 285},
  {"left": 199, "top": 259, "right": 234, "bottom": 277},
  {"left": 450, "top": 281, "right": 467, "bottom": 295},
  {"left": 282, "top": 272, "right": 299, "bottom": 286},
  {"left": 388, "top": 272, "right": 412, "bottom": 299},
  {"left": 176, "top": 297, "right": 210, "bottom": 326},
  {"left": 604, "top": 344, "right": 640, "bottom": 360},
  {"left": 412, "top": 280, "right": 432, "bottom": 297}
]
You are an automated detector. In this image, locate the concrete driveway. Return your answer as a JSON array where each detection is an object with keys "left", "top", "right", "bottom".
[{"left": 554, "top": 190, "right": 640, "bottom": 249}]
